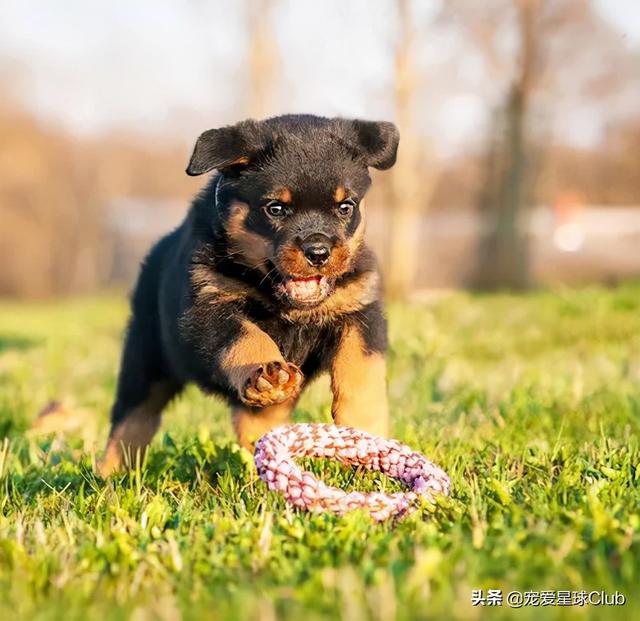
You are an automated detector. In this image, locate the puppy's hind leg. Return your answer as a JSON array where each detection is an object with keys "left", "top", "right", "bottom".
[
  {"left": 232, "top": 400, "right": 296, "bottom": 451},
  {"left": 99, "top": 318, "right": 181, "bottom": 476}
]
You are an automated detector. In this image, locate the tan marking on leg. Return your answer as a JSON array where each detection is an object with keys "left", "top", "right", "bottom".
[
  {"left": 232, "top": 401, "right": 295, "bottom": 450},
  {"left": 225, "top": 201, "right": 271, "bottom": 272},
  {"left": 98, "top": 382, "right": 175, "bottom": 476},
  {"left": 221, "top": 320, "right": 285, "bottom": 395},
  {"left": 331, "top": 324, "right": 389, "bottom": 437},
  {"left": 241, "top": 361, "right": 303, "bottom": 407},
  {"left": 29, "top": 401, "right": 91, "bottom": 435}
]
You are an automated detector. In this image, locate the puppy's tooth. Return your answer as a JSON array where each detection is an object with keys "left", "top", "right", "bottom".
[
  {"left": 277, "top": 369, "right": 289, "bottom": 385},
  {"left": 256, "top": 376, "right": 272, "bottom": 391}
]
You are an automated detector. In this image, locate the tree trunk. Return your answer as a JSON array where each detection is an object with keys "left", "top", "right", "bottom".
[
  {"left": 470, "top": 0, "right": 539, "bottom": 290},
  {"left": 246, "top": 0, "right": 277, "bottom": 119},
  {"left": 386, "top": 0, "right": 423, "bottom": 301}
]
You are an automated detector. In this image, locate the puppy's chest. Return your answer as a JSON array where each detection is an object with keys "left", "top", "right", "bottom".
[{"left": 254, "top": 317, "right": 341, "bottom": 367}]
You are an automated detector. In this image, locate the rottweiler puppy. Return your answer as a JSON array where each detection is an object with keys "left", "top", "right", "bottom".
[{"left": 100, "top": 114, "right": 399, "bottom": 475}]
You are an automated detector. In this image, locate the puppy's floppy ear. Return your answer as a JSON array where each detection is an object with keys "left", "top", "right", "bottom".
[
  {"left": 349, "top": 120, "right": 400, "bottom": 170},
  {"left": 186, "top": 120, "right": 264, "bottom": 176}
]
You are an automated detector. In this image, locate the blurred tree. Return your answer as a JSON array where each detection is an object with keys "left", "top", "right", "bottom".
[
  {"left": 0, "top": 91, "right": 197, "bottom": 297},
  {"left": 0, "top": 102, "right": 103, "bottom": 297},
  {"left": 246, "top": 0, "right": 278, "bottom": 118},
  {"left": 470, "top": 0, "right": 541, "bottom": 289},
  {"left": 443, "top": 0, "right": 639, "bottom": 288},
  {"left": 386, "top": 0, "right": 435, "bottom": 300}
]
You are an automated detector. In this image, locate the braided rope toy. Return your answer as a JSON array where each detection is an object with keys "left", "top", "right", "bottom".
[{"left": 254, "top": 423, "right": 450, "bottom": 521}]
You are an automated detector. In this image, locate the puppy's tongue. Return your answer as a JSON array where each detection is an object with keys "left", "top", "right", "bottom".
[{"left": 285, "top": 276, "right": 324, "bottom": 301}]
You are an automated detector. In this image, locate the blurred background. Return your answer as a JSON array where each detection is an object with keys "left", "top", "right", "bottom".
[{"left": 0, "top": 0, "right": 638, "bottom": 300}]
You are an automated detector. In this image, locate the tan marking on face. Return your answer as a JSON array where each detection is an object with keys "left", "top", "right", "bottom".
[
  {"left": 276, "top": 239, "right": 355, "bottom": 279},
  {"left": 334, "top": 186, "right": 347, "bottom": 203},
  {"left": 225, "top": 201, "right": 271, "bottom": 272},
  {"left": 276, "top": 187, "right": 292, "bottom": 203},
  {"left": 281, "top": 270, "right": 380, "bottom": 324},
  {"left": 324, "top": 243, "right": 353, "bottom": 278},
  {"left": 349, "top": 199, "right": 366, "bottom": 254},
  {"left": 277, "top": 244, "right": 311, "bottom": 277},
  {"left": 232, "top": 401, "right": 295, "bottom": 450},
  {"left": 220, "top": 320, "right": 284, "bottom": 394},
  {"left": 331, "top": 324, "right": 389, "bottom": 436},
  {"left": 98, "top": 382, "right": 176, "bottom": 476}
]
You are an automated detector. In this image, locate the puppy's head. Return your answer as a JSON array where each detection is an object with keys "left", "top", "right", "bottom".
[{"left": 187, "top": 115, "right": 399, "bottom": 308}]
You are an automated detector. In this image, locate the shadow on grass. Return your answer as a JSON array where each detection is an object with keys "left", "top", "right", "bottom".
[
  {"left": 3, "top": 434, "right": 254, "bottom": 501},
  {"left": 144, "top": 436, "right": 254, "bottom": 488}
]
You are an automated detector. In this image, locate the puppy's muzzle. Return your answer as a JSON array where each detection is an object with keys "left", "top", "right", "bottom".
[{"left": 301, "top": 234, "right": 332, "bottom": 267}]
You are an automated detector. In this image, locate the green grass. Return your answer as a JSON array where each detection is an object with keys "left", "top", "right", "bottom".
[{"left": 1, "top": 285, "right": 639, "bottom": 620}]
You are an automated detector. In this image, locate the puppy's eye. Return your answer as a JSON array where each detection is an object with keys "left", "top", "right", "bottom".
[
  {"left": 336, "top": 200, "right": 355, "bottom": 219},
  {"left": 264, "top": 201, "right": 286, "bottom": 218}
]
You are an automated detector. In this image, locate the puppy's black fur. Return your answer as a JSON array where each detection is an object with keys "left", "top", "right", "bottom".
[{"left": 101, "top": 114, "right": 399, "bottom": 473}]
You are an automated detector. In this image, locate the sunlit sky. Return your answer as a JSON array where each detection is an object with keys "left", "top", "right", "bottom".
[{"left": 0, "top": 0, "right": 638, "bottom": 156}]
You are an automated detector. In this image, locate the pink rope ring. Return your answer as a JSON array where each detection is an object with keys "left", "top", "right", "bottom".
[{"left": 254, "top": 423, "right": 450, "bottom": 521}]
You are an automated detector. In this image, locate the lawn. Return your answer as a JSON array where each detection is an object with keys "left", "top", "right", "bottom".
[{"left": 0, "top": 285, "right": 639, "bottom": 620}]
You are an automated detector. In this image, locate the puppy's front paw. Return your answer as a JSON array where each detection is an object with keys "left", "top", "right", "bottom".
[{"left": 241, "top": 361, "right": 303, "bottom": 407}]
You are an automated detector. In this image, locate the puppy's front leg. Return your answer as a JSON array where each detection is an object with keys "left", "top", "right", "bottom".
[
  {"left": 220, "top": 320, "right": 303, "bottom": 446},
  {"left": 221, "top": 319, "right": 303, "bottom": 407},
  {"left": 331, "top": 309, "right": 389, "bottom": 437}
]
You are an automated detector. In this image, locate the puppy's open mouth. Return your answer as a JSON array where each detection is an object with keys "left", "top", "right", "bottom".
[{"left": 281, "top": 275, "right": 331, "bottom": 306}]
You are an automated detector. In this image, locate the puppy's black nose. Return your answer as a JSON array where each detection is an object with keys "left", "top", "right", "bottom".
[{"left": 302, "top": 235, "right": 331, "bottom": 267}]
